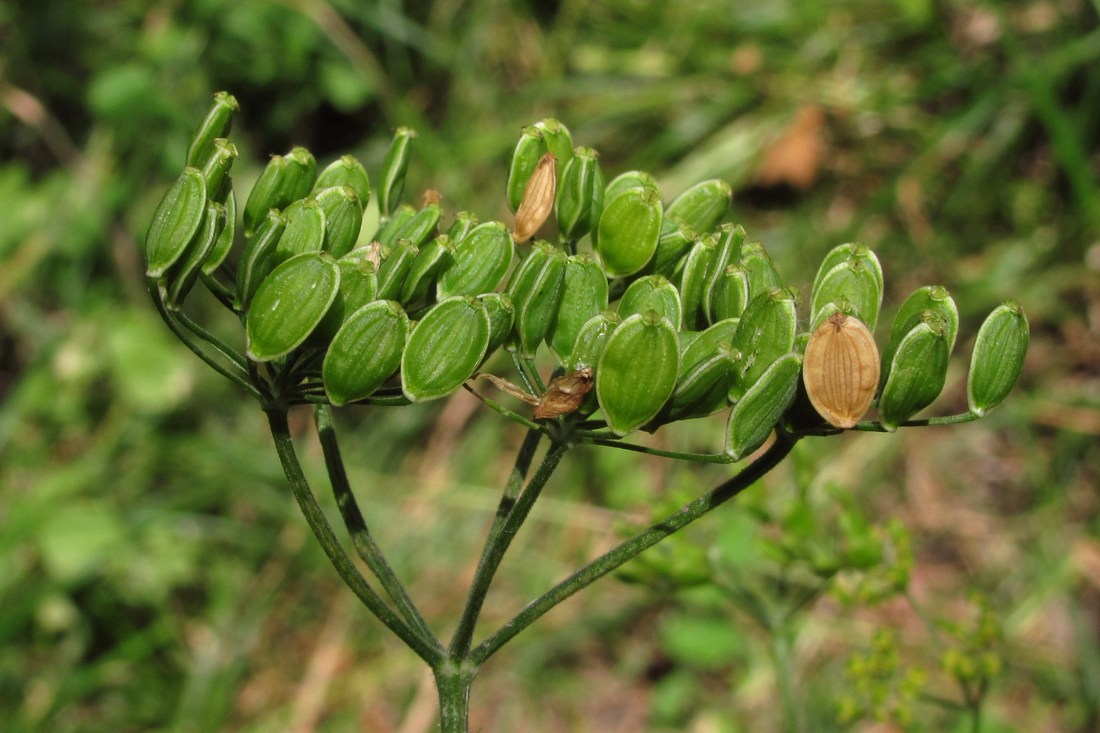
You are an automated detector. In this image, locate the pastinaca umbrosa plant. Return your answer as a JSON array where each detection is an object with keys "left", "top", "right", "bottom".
[{"left": 144, "top": 92, "right": 1029, "bottom": 731}]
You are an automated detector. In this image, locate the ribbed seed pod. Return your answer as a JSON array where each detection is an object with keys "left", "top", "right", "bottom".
[
  {"left": 313, "top": 155, "right": 371, "bottom": 210},
  {"left": 478, "top": 292, "right": 516, "bottom": 354},
  {"left": 401, "top": 296, "right": 490, "bottom": 402},
  {"left": 506, "top": 126, "right": 548, "bottom": 213},
  {"left": 505, "top": 241, "right": 567, "bottom": 357},
  {"left": 556, "top": 147, "right": 604, "bottom": 242},
  {"left": 313, "top": 186, "right": 363, "bottom": 258},
  {"left": 200, "top": 138, "right": 238, "bottom": 202},
  {"left": 802, "top": 312, "right": 880, "bottom": 429},
  {"left": 596, "top": 311, "right": 680, "bottom": 436},
  {"left": 595, "top": 186, "right": 663, "bottom": 277},
  {"left": 812, "top": 244, "right": 883, "bottom": 305},
  {"left": 728, "top": 289, "right": 798, "bottom": 400},
  {"left": 726, "top": 353, "right": 802, "bottom": 460},
  {"left": 375, "top": 204, "right": 415, "bottom": 247},
  {"left": 242, "top": 147, "right": 316, "bottom": 237},
  {"left": 313, "top": 249, "right": 379, "bottom": 342},
  {"left": 603, "top": 170, "right": 659, "bottom": 202},
  {"left": 882, "top": 286, "right": 959, "bottom": 385},
  {"left": 967, "top": 302, "right": 1029, "bottom": 417},
  {"left": 187, "top": 91, "right": 239, "bottom": 169},
  {"left": 389, "top": 203, "right": 441, "bottom": 250},
  {"left": 376, "top": 239, "right": 419, "bottom": 302},
  {"left": 878, "top": 318, "right": 949, "bottom": 430},
  {"left": 810, "top": 250, "right": 884, "bottom": 331},
  {"left": 665, "top": 317, "right": 741, "bottom": 421},
  {"left": 146, "top": 167, "right": 208, "bottom": 278},
  {"left": 235, "top": 209, "right": 286, "bottom": 311},
  {"left": 738, "top": 242, "right": 781, "bottom": 300},
  {"left": 649, "top": 224, "right": 697, "bottom": 279},
  {"left": 322, "top": 300, "right": 409, "bottom": 405},
  {"left": 274, "top": 198, "right": 326, "bottom": 264},
  {"left": 707, "top": 264, "right": 751, "bottom": 323},
  {"left": 400, "top": 234, "right": 455, "bottom": 304},
  {"left": 567, "top": 311, "right": 621, "bottom": 371},
  {"left": 664, "top": 178, "right": 732, "bottom": 235},
  {"left": 245, "top": 252, "right": 340, "bottom": 362},
  {"left": 618, "top": 275, "right": 682, "bottom": 327},
  {"left": 512, "top": 152, "right": 556, "bottom": 243},
  {"left": 164, "top": 200, "right": 226, "bottom": 310},
  {"left": 202, "top": 188, "right": 236, "bottom": 275},
  {"left": 678, "top": 234, "right": 718, "bottom": 330},
  {"left": 379, "top": 127, "right": 416, "bottom": 217},
  {"left": 446, "top": 211, "right": 479, "bottom": 243},
  {"left": 548, "top": 255, "right": 609, "bottom": 362},
  {"left": 436, "top": 221, "right": 514, "bottom": 299},
  {"left": 533, "top": 118, "right": 573, "bottom": 174}
]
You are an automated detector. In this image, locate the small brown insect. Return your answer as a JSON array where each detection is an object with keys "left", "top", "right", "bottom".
[
  {"left": 534, "top": 366, "right": 595, "bottom": 420},
  {"left": 802, "top": 312, "right": 880, "bottom": 429}
]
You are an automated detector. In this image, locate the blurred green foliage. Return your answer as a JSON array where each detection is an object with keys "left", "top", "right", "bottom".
[{"left": 2, "top": 0, "right": 1098, "bottom": 731}]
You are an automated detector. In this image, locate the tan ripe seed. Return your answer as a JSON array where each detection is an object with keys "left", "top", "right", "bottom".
[
  {"left": 803, "top": 312, "right": 880, "bottom": 428},
  {"left": 512, "top": 152, "right": 557, "bottom": 243}
]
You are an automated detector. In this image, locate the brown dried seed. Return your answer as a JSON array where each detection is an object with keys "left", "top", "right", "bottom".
[
  {"left": 534, "top": 366, "right": 594, "bottom": 419},
  {"left": 802, "top": 312, "right": 880, "bottom": 428},
  {"left": 512, "top": 152, "right": 557, "bottom": 243}
]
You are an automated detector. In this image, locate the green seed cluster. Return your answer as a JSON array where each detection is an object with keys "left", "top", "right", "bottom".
[{"left": 145, "top": 93, "right": 1030, "bottom": 456}]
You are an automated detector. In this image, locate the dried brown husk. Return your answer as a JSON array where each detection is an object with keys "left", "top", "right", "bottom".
[
  {"left": 512, "top": 152, "right": 557, "bottom": 242},
  {"left": 802, "top": 312, "right": 880, "bottom": 428}
]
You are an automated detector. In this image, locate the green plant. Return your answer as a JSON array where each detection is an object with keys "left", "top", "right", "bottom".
[{"left": 143, "top": 93, "right": 1029, "bottom": 731}]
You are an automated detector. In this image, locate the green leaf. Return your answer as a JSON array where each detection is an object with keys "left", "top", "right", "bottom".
[
  {"left": 323, "top": 300, "right": 409, "bottom": 405},
  {"left": 245, "top": 252, "right": 340, "bottom": 361},
  {"left": 145, "top": 167, "right": 207, "bottom": 278},
  {"left": 596, "top": 311, "right": 679, "bottom": 436},
  {"left": 967, "top": 302, "right": 1029, "bottom": 417},
  {"left": 401, "top": 296, "right": 490, "bottom": 401},
  {"left": 726, "top": 352, "right": 801, "bottom": 460}
]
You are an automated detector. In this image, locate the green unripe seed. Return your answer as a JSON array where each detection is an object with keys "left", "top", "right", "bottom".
[
  {"left": 146, "top": 167, "right": 208, "bottom": 278},
  {"left": 313, "top": 155, "right": 372, "bottom": 210},
  {"left": 379, "top": 127, "right": 417, "bottom": 217},
  {"left": 679, "top": 235, "right": 719, "bottom": 331},
  {"left": 164, "top": 200, "right": 226, "bottom": 310},
  {"left": 506, "top": 126, "right": 548, "bottom": 213},
  {"left": 242, "top": 147, "right": 317, "bottom": 237},
  {"left": 729, "top": 289, "right": 798, "bottom": 401},
  {"left": 664, "top": 178, "right": 732, "bottom": 235},
  {"left": 595, "top": 186, "right": 663, "bottom": 278},
  {"left": 275, "top": 198, "right": 326, "bottom": 264},
  {"left": 235, "top": 209, "right": 286, "bottom": 311},
  {"left": 437, "top": 221, "right": 514, "bottom": 299},
  {"left": 556, "top": 147, "right": 604, "bottom": 242},
  {"left": 376, "top": 239, "right": 419, "bottom": 302},
  {"left": 245, "top": 252, "right": 340, "bottom": 362},
  {"left": 726, "top": 353, "right": 801, "bottom": 460},
  {"left": 596, "top": 311, "right": 680, "bottom": 436},
  {"left": 313, "top": 186, "right": 363, "bottom": 258},
  {"left": 400, "top": 234, "right": 455, "bottom": 305},
  {"left": 618, "top": 275, "right": 682, "bottom": 327},
  {"left": 323, "top": 300, "right": 409, "bottom": 405},
  {"left": 567, "top": 311, "right": 621, "bottom": 371},
  {"left": 879, "top": 319, "right": 950, "bottom": 430},
  {"left": 505, "top": 241, "right": 567, "bottom": 357},
  {"left": 967, "top": 302, "right": 1029, "bottom": 417},
  {"left": 187, "top": 91, "right": 239, "bottom": 169},
  {"left": 401, "top": 296, "right": 490, "bottom": 402},
  {"left": 202, "top": 188, "right": 236, "bottom": 275},
  {"left": 549, "top": 255, "right": 609, "bottom": 362}
]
